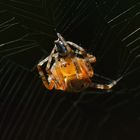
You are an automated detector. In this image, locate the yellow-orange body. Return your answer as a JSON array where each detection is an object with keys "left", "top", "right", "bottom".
[
  {"left": 49, "top": 56, "right": 94, "bottom": 92},
  {"left": 37, "top": 33, "right": 121, "bottom": 92}
]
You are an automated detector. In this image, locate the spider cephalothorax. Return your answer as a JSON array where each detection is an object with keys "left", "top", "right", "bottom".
[{"left": 37, "top": 33, "right": 121, "bottom": 92}]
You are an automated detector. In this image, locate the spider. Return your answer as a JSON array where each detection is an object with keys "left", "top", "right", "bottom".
[{"left": 37, "top": 33, "right": 122, "bottom": 92}]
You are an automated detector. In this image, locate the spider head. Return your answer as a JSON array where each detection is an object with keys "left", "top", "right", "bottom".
[
  {"left": 55, "top": 40, "right": 68, "bottom": 56},
  {"left": 55, "top": 33, "right": 72, "bottom": 56}
]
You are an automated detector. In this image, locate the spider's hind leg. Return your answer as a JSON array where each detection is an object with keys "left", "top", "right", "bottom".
[{"left": 90, "top": 77, "right": 123, "bottom": 90}]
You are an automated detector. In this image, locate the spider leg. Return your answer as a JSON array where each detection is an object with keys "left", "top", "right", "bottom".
[
  {"left": 37, "top": 45, "right": 57, "bottom": 90},
  {"left": 37, "top": 64, "right": 55, "bottom": 90},
  {"left": 53, "top": 52, "right": 59, "bottom": 62},
  {"left": 89, "top": 77, "right": 123, "bottom": 90},
  {"left": 67, "top": 41, "right": 86, "bottom": 54},
  {"left": 38, "top": 45, "right": 56, "bottom": 67},
  {"left": 86, "top": 53, "right": 96, "bottom": 63},
  {"left": 38, "top": 56, "right": 49, "bottom": 66},
  {"left": 46, "top": 45, "right": 57, "bottom": 69},
  {"left": 67, "top": 41, "right": 96, "bottom": 63}
]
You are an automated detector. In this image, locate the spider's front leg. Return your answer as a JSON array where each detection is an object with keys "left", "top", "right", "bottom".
[
  {"left": 37, "top": 64, "right": 55, "bottom": 90},
  {"left": 67, "top": 41, "right": 86, "bottom": 55},
  {"left": 67, "top": 41, "right": 96, "bottom": 63},
  {"left": 46, "top": 45, "right": 57, "bottom": 69},
  {"left": 86, "top": 53, "right": 96, "bottom": 63},
  {"left": 37, "top": 46, "right": 57, "bottom": 90}
]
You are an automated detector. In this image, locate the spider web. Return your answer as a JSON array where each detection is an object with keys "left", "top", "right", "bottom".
[{"left": 0, "top": 0, "right": 140, "bottom": 140}]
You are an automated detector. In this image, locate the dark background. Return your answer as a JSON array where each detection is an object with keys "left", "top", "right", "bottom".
[{"left": 0, "top": 0, "right": 140, "bottom": 140}]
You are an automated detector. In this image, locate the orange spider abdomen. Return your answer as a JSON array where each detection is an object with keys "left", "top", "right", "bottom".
[{"left": 50, "top": 57, "right": 94, "bottom": 92}]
